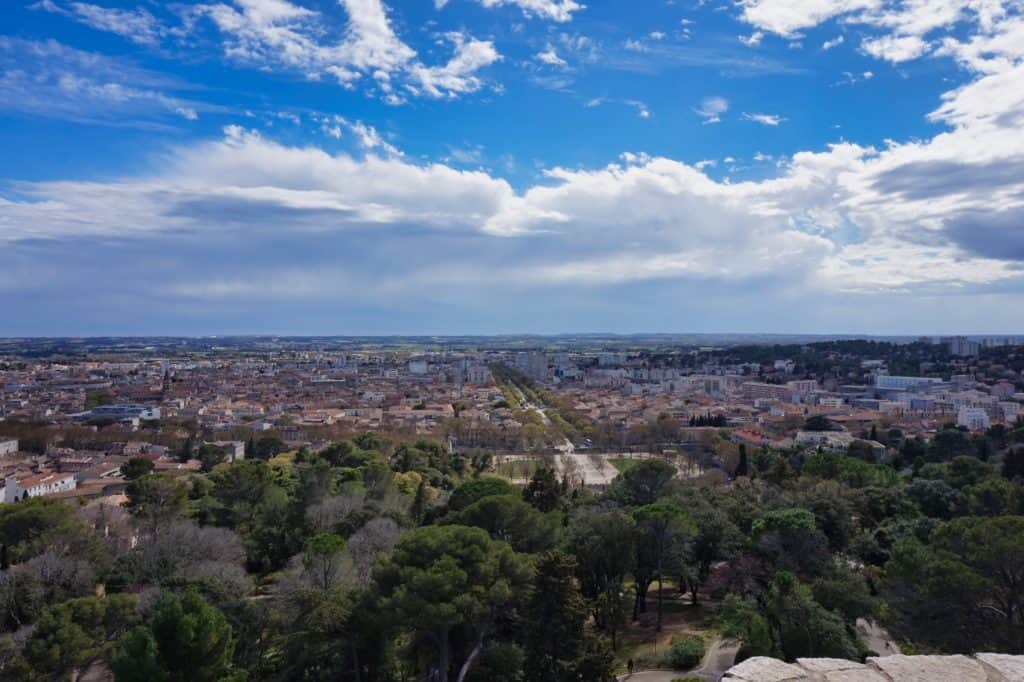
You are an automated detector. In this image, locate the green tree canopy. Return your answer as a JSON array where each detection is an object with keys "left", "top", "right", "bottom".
[
  {"left": 448, "top": 476, "right": 514, "bottom": 512},
  {"left": 565, "top": 509, "right": 635, "bottom": 648},
  {"left": 120, "top": 457, "right": 155, "bottom": 481},
  {"left": 23, "top": 594, "right": 139, "bottom": 678},
  {"left": 446, "top": 494, "right": 557, "bottom": 553},
  {"left": 110, "top": 590, "right": 238, "bottom": 682},
  {"left": 610, "top": 458, "right": 676, "bottom": 506},
  {"left": 522, "top": 467, "right": 563, "bottom": 512},
  {"left": 303, "top": 533, "right": 347, "bottom": 591},
  {"left": 633, "top": 503, "right": 695, "bottom": 631},
  {"left": 373, "top": 525, "right": 531, "bottom": 682},
  {"left": 124, "top": 474, "right": 189, "bottom": 535},
  {"left": 722, "top": 571, "right": 859, "bottom": 662},
  {"left": 522, "top": 551, "right": 610, "bottom": 682}
]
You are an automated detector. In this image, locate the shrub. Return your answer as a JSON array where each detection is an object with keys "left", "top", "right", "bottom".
[{"left": 668, "top": 635, "right": 705, "bottom": 670}]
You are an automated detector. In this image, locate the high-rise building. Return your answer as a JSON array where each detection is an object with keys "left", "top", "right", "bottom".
[
  {"left": 526, "top": 352, "right": 547, "bottom": 382},
  {"left": 948, "top": 336, "right": 981, "bottom": 357}
]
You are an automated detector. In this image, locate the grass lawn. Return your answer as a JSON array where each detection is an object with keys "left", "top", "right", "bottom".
[
  {"left": 609, "top": 457, "right": 640, "bottom": 473},
  {"left": 493, "top": 458, "right": 542, "bottom": 480}
]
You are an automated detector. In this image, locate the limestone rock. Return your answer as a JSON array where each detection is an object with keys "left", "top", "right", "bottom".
[
  {"left": 796, "top": 658, "right": 867, "bottom": 673},
  {"left": 976, "top": 653, "right": 1024, "bottom": 682},
  {"left": 724, "top": 656, "right": 810, "bottom": 681},
  {"left": 866, "top": 654, "right": 988, "bottom": 682}
]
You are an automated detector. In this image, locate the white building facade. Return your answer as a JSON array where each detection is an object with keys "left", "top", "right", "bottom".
[{"left": 4, "top": 473, "right": 77, "bottom": 503}]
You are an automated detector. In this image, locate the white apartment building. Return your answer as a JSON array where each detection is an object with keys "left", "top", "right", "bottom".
[
  {"left": 957, "top": 407, "right": 991, "bottom": 430},
  {"left": 875, "top": 375, "right": 944, "bottom": 391},
  {"left": 998, "top": 402, "right": 1022, "bottom": 423},
  {"left": 741, "top": 382, "right": 794, "bottom": 401},
  {"left": 795, "top": 430, "right": 856, "bottom": 450},
  {"left": 786, "top": 379, "right": 818, "bottom": 394},
  {"left": 4, "top": 472, "right": 76, "bottom": 503},
  {"left": 0, "top": 439, "right": 18, "bottom": 457},
  {"left": 878, "top": 400, "right": 909, "bottom": 415}
]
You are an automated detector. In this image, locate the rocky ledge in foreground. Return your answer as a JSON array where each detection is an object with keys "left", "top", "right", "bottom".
[{"left": 723, "top": 653, "right": 1024, "bottom": 681}]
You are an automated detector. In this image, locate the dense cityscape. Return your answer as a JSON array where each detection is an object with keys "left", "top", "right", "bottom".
[
  {"left": 1, "top": 334, "right": 1024, "bottom": 680},
  {"left": 6, "top": 0, "right": 1024, "bottom": 677}
]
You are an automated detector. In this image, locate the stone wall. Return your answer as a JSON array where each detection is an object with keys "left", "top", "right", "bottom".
[{"left": 723, "top": 653, "right": 1024, "bottom": 681}]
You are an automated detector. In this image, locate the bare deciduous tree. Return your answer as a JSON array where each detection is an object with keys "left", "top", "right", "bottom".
[{"left": 347, "top": 517, "right": 401, "bottom": 587}]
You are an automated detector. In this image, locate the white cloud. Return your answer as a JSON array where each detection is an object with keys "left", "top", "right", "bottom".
[
  {"left": 695, "top": 96, "right": 729, "bottom": 124},
  {"left": 742, "top": 112, "right": 785, "bottom": 125},
  {"left": 316, "top": 114, "right": 403, "bottom": 155},
  {"left": 472, "top": 0, "right": 584, "bottom": 22},
  {"left": 557, "top": 33, "right": 600, "bottom": 62},
  {"left": 0, "top": 126, "right": 514, "bottom": 243},
  {"left": 445, "top": 146, "right": 485, "bottom": 164},
  {"left": 860, "top": 34, "right": 930, "bottom": 62},
  {"left": 6, "top": 5, "right": 1024, "bottom": 328},
  {"left": 649, "top": 31, "right": 666, "bottom": 40},
  {"left": 0, "top": 38, "right": 211, "bottom": 125},
  {"left": 738, "top": 0, "right": 878, "bottom": 37},
  {"left": 408, "top": 33, "right": 500, "bottom": 98},
  {"left": 193, "top": 0, "right": 498, "bottom": 99},
  {"left": 736, "top": 0, "right": 1021, "bottom": 79},
  {"left": 739, "top": 31, "right": 765, "bottom": 46},
  {"left": 822, "top": 35, "right": 845, "bottom": 50},
  {"left": 4, "top": 106, "right": 1024, "bottom": 319},
  {"left": 934, "top": 13, "right": 1024, "bottom": 74},
  {"left": 833, "top": 69, "right": 874, "bottom": 85},
  {"left": 536, "top": 45, "right": 568, "bottom": 67},
  {"left": 626, "top": 100, "right": 651, "bottom": 118},
  {"left": 34, "top": 0, "right": 166, "bottom": 46},
  {"left": 854, "top": 0, "right": 979, "bottom": 38}
]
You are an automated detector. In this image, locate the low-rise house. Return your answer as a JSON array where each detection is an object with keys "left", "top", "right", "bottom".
[
  {"left": 4, "top": 471, "right": 77, "bottom": 503},
  {"left": 210, "top": 440, "right": 246, "bottom": 461}
]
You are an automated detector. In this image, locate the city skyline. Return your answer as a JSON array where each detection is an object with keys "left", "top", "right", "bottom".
[{"left": 2, "top": 0, "right": 1023, "bottom": 335}]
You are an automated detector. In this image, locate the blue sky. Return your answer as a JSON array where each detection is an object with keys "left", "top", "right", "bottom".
[{"left": 1, "top": 0, "right": 1023, "bottom": 335}]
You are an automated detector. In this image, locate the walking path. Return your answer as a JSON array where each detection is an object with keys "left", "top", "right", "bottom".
[
  {"left": 617, "top": 637, "right": 740, "bottom": 682},
  {"left": 856, "top": 618, "right": 901, "bottom": 656}
]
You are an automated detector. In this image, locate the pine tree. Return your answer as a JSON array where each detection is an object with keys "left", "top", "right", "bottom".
[
  {"left": 410, "top": 478, "right": 428, "bottom": 524},
  {"left": 523, "top": 467, "right": 562, "bottom": 512},
  {"left": 735, "top": 444, "right": 749, "bottom": 478},
  {"left": 177, "top": 436, "right": 194, "bottom": 463},
  {"left": 522, "top": 551, "right": 592, "bottom": 682}
]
